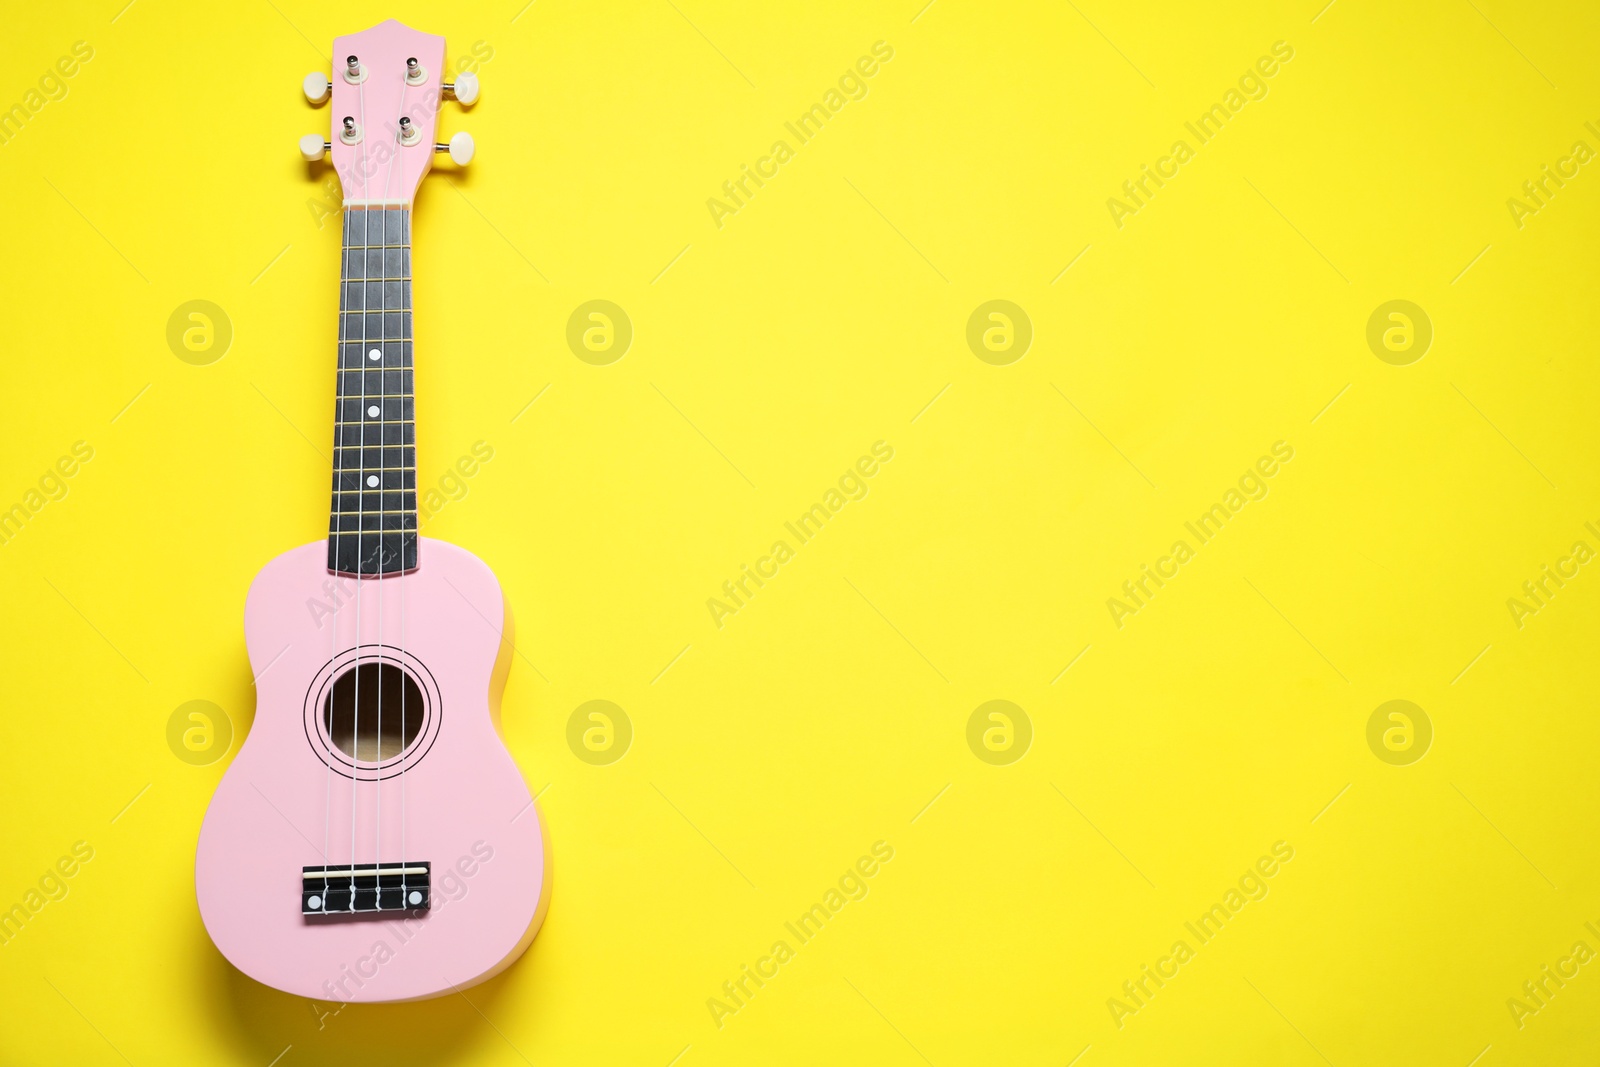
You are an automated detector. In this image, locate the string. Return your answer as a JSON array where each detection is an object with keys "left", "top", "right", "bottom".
[
  {"left": 315, "top": 54, "right": 423, "bottom": 917},
  {"left": 397, "top": 196, "right": 411, "bottom": 911},
  {"left": 374, "top": 74, "right": 413, "bottom": 911},
  {"left": 349, "top": 64, "right": 370, "bottom": 912},
  {"left": 372, "top": 208, "right": 384, "bottom": 906},
  {"left": 321, "top": 202, "right": 351, "bottom": 913}
]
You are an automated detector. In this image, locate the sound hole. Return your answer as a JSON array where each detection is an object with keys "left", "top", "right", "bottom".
[{"left": 323, "top": 662, "right": 424, "bottom": 762}]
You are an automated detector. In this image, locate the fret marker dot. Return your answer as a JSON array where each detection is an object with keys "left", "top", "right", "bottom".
[
  {"left": 368, "top": 349, "right": 381, "bottom": 361},
  {"left": 366, "top": 475, "right": 379, "bottom": 488},
  {"left": 308, "top": 895, "right": 322, "bottom": 910},
  {"left": 367, "top": 405, "right": 380, "bottom": 417},
  {"left": 408, "top": 890, "right": 423, "bottom": 906}
]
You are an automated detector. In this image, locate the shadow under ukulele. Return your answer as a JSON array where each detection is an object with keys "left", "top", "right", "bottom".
[{"left": 202, "top": 934, "right": 549, "bottom": 1065}]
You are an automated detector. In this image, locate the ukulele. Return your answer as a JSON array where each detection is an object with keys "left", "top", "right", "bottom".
[{"left": 195, "top": 20, "right": 549, "bottom": 1003}]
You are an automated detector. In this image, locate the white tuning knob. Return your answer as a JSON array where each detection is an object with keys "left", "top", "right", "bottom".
[
  {"left": 447, "top": 131, "right": 475, "bottom": 165},
  {"left": 299, "top": 134, "right": 329, "bottom": 161},
  {"left": 303, "top": 71, "right": 330, "bottom": 105},
  {"left": 447, "top": 71, "right": 479, "bottom": 105}
]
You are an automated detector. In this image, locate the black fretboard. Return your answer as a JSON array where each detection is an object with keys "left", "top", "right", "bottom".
[{"left": 328, "top": 205, "right": 417, "bottom": 577}]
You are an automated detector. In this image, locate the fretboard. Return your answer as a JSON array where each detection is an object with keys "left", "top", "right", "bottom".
[{"left": 328, "top": 205, "right": 417, "bottom": 577}]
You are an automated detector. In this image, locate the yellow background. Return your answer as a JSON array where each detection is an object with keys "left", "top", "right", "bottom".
[{"left": 3, "top": 0, "right": 1599, "bottom": 1063}]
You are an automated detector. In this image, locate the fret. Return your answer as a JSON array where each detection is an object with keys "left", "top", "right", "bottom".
[
  {"left": 336, "top": 376, "right": 412, "bottom": 385},
  {"left": 342, "top": 280, "right": 411, "bottom": 310},
  {"left": 335, "top": 423, "right": 414, "bottom": 447},
  {"left": 338, "top": 313, "right": 411, "bottom": 341},
  {"left": 330, "top": 531, "right": 417, "bottom": 578},
  {"left": 336, "top": 396, "right": 412, "bottom": 410},
  {"left": 331, "top": 491, "right": 417, "bottom": 510},
  {"left": 328, "top": 514, "right": 419, "bottom": 531},
  {"left": 336, "top": 395, "right": 411, "bottom": 416},
  {"left": 332, "top": 444, "right": 414, "bottom": 460},
  {"left": 343, "top": 248, "right": 411, "bottom": 280},
  {"left": 340, "top": 340, "right": 410, "bottom": 362},
  {"left": 329, "top": 205, "right": 417, "bottom": 577},
  {"left": 336, "top": 371, "right": 412, "bottom": 394},
  {"left": 332, "top": 471, "right": 415, "bottom": 491},
  {"left": 344, "top": 207, "right": 409, "bottom": 245},
  {"left": 336, "top": 387, "right": 414, "bottom": 398}
]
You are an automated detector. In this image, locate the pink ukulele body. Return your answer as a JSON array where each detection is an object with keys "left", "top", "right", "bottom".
[
  {"left": 195, "top": 21, "right": 548, "bottom": 1002},
  {"left": 197, "top": 540, "right": 549, "bottom": 1001}
]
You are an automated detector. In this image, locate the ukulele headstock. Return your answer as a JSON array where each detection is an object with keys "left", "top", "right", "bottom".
[{"left": 298, "top": 20, "right": 477, "bottom": 203}]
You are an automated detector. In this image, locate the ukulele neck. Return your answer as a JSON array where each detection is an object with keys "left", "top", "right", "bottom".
[{"left": 328, "top": 203, "right": 419, "bottom": 577}]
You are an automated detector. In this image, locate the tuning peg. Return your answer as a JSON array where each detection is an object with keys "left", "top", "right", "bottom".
[
  {"left": 436, "top": 131, "right": 475, "bottom": 165},
  {"left": 299, "top": 134, "right": 330, "bottom": 161},
  {"left": 444, "top": 71, "right": 479, "bottom": 106},
  {"left": 303, "top": 71, "right": 330, "bottom": 105}
]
